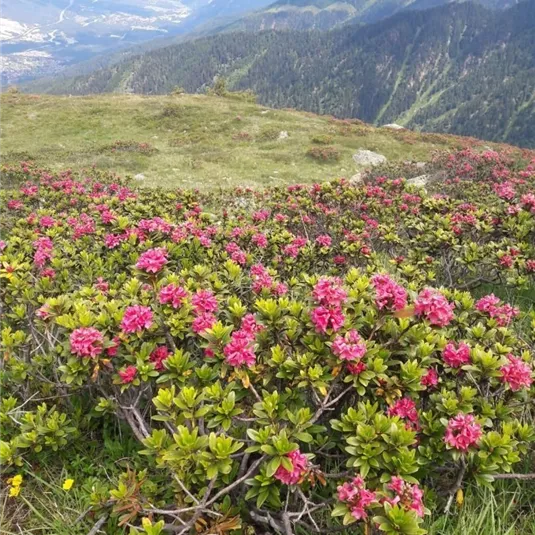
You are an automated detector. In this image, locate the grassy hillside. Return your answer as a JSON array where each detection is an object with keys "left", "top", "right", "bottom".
[
  {"left": 0, "top": 92, "right": 524, "bottom": 190},
  {"left": 26, "top": 2, "right": 535, "bottom": 148}
]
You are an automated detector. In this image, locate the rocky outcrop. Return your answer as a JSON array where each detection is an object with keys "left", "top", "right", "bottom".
[{"left": 353, "top": 150, "right": 387, "bottom": 167}]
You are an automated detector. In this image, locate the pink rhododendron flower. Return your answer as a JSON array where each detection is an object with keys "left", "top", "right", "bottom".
[
  {"left": 500, "top": 355, "right": 533, "bottom": 391},
  {"left": 414, "top": 288, "right": 454, "bottom": 327},
  {"left": 475, "top": 294, "right": 519, "bottom": 326},
  {"left": 159, "top": 283, "right": 188, "bottom": 309},
  {"left": 192, "top": 313, "right": 216, "bottom": 334},
  {"left": 7, "top": 200, "right": 23, "bottom": 210},
  {"left": 252, "top": 233, "right": 268, "bottom": 248},
  {"left": 119, "top": 365, "right": 137, "bottom": 384},
  {"left": 136, "top": 247, "right": 168, "bottom": 273},
  {"left": 274, "top": 450, "right": 309, "bottom": 485},
  {"left": 444, "top": 413, "right": 482, "bottom": 451},
  {"left": 442, "top": 342, "right": 471, "bottom": 368},
  {"left": 337, "top": 476, "right": 376, "bottom": 521},
  {"left": 387, "top": 398, "right": 418, "bottom": 423},
  {"left": 39, "top": 216, "right": 55, "bottom": 228},
  {"left": 386, "top": 477, "right": 425, "bottom": 517},
  {"left": 421, "top": 368, "right": 439, "bottom": 388},
  {"left": 312, "top": 278, "right": 347, "bottom": 307},
  {"left": 191, "top": 289, "right": 218, "bottom": 314},
  {"left": 240, "top": 313, "right": 263, "bottom": 336},
  {"left": 316, "top": 234, "right": 332, "bottom": 247},
  {"left": 475, "top": 294, "right": 501, "bottom": 313},
  {"left": 371, "top": 274, "right": 408, "bottom": 311},
  {"left": 104, "top": 234, "right": 122, "bottom": 249},
  {"left": 150, "top": 346, "right": 170, "bottom": 371},
  {"left": 36, "top": 304, "right": 52, "bottom": 320},
  {"left": 347, "top": 361, "right": 367, "bottom": 375},
  {"left": 106, "top": 336, "right": 120, "bottom": 357},
  {"left": 311, "top": 306, "right": 345, "bottom": 333},
  {"left": 70, "top": 327, "right": 104, "bottom": 358},
  {"left": 95, "top": 277, "right": 109, "bottom": 292},
  {"left": 121, "top": 305, "right": 153, "bottom": 333},
  {"left": 331, "top": 330, "right": 366, "bottom": 361},
  {"left": 33, "top": 236, "right": 53, "bottom": 268},
  {"left": 223, "top": 330, "right": 256, "bottom": 368}
]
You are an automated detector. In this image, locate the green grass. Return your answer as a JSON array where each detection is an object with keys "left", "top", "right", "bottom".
[
  {"left": 0, "top": 92, "right": 499, "bottom": 190},
  {"left": 3, "top": 472, "right": 534, "bottom": 534}
]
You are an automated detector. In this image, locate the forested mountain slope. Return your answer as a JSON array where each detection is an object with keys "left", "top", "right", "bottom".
[
  {"left": 224, "top": 0, "right": 520, "bottom": 32},
  {"left": 31, "top": 1, "right": 535, "bottom": 147}
]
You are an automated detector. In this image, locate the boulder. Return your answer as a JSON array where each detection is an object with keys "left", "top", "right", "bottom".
[
  {"left": 134, "top": 173, "right": 145, "bottom": 181},
  {"left": 382, "top": 123, "right": 405, "bottom": 130},
  {"left": 353, "top": 149, "right": 387, "bottom": 167},
  {"left": 407, "top": 175, "right": 429, "bottom": 188},
  {"left": 278, "top": 131, "right": 289, "bottom": 140},
  {"left": 349, "top": 172, "right": 363, "bottom": 185}
]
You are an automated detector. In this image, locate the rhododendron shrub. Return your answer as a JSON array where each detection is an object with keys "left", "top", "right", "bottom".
[{"left": 0, "top": 154, "right": 534, "bottom": 534}]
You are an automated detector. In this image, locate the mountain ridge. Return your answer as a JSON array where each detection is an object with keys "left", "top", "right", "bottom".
[{"left": 28, "top": 1, "right": 535, "bottom": 147}]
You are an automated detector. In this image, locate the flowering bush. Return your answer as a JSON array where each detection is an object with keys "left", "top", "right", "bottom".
[{"left": 0, "top": 149, "right": 534, "bottom": 534}]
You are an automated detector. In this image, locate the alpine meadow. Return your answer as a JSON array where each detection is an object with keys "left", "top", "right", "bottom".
[{"left": 1, "top": 0, "right": 534, "bottom": 534}]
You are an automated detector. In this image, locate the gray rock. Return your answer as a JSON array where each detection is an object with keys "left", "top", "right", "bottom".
[
  {"left": 415, "top": 162, "right": 427, "bottom": 169},
  {"left": 349, "top": 172, "right": 363, "bottom": 185},
  {"left": 407, "top": 175, "right": 429, "bottom": 188},
  {"left": 382, "top": 123, "right": 405, "bottom": 130},
  {"left": 278, "top": 131, "right": 289, "bottom": 140},
  {"left": 134, "top": 173, "right": 145, "bottom": 181},
  {"left": 353, "top": 149, "right": 387, "bottom": 167}
]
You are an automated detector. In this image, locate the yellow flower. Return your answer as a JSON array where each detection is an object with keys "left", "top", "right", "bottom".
[
  {"left": 8, "top": 474, "right": 23, "bottom": 487},
  {"left": 456, "top": 488, "right": 464, "bottom": 508},
  {"left": 62, "top": 478, "right": 75, "bottom": 491},
  {"left": 9, "top": 486, "right": 21, "bottom": 497}
]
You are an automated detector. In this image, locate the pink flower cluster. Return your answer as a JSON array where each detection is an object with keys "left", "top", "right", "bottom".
[
  {"left": 444, "top": 413, "right": 482, "bottom": 451},
  {"left": 251, "top": 232, "right": 268, "bottom": 248},
  {"left": 414, "top": 288, "right": 454, "bottom": 327},
  {"left": 347, "top": 361, "right": 367, "bottom": 375},
  {"left": 315, "top": 234, "right": 332, "bottom": 247},
  {"left": 150, "top": 346, "right": 170, "bottom": 371},
  {"left": 313, "top": 278, "right": 347, "bottom": 306},
  {"left": 119, "top": 365, "right": 137, "bottom": 384},
  {"left": 226, "top": 242, "right": 247, "bottom": 265},
  {"left": 136, "top": 247, "right": 168, "bottom": 273},
  {"left": 311, "top": 278, "right": 347, "bottom": 334},
  {"left": 282, "top": 236, "right": 307, "bottom": 258},
  {"left": 371, "top": 274, "right": 408, "bottom": 311},
  {"left": 387, "top": 398, "right": 418, "bottom": 424},
  {"left": 223, "top": 314, "right": 262, "bottom": 368},
  {"left": 33, "top": 236, "right": 53, "bottom": 268},
  {"left": 70, "top": 327, "right": 104, "bottom": 358},
  {"left": 190, "top": 289, "right": 218, "bottom": 334},
  {"left": 386, "top": 477, "right": 425, "bottom": 517},
  {"left": 274, "top": 450, "right": 309, "bottom": 486},
  {"left": 250, "top": 264, "right": 287, "bottom": 295},
  {"left": 475, "top": 294, "right": 519, "bottom": 326},
  {"left": 159, "top": 283, "right": 188, "bottom": 309},
  {"left": 121, "top": 305, "right": 153, "bottom": 333},
  {"left": 337, "top": 476, "right": 376, "bottom": 520},
  {"left": 442, "top": 342, "right": 471, "bottom": 368},
  {"left": 191, "top": 289, "right": 218, "bottom": 314},
  {"left": 331, "top": 330, "right": 366, "bottom": 362},
  {"left": 421, "top": 368, "right": 439, "bottom": 388},
  {"left": 311, "top": 306, "right": 345, "bottom": 334},
  {"left": 500, "top": 355, "right": 533, "bottom": 391}
]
